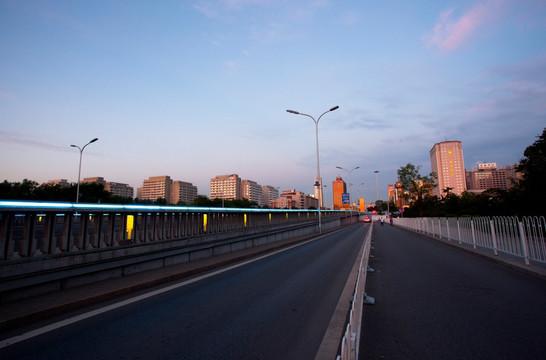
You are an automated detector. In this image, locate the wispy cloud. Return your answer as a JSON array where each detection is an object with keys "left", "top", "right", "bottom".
[
  {"left": 0, "top": 130, "right": 67, "bottom": 152},
  {"left": 424, "top": 0, "right": 507, "bottom": 52}
]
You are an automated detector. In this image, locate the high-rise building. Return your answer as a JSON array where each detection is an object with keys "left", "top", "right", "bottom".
[
  {"left": 261, "top": 185, "right": 279, "bottom": 208},
  {"left": 466, "top": 163, "right": 520, "bottom": 192},
  {"left": 388, "top": 181, "right": 406, "bottom": 209},
  {"left": 140, "top": 176, "right": 172, "bottom": 202},
  {"left": 314, "top": 177, "right": 323, "bottom": 208},
  {"left": 171, "top": 181, "right": 198, "bottom": 204},
  {"left": 241, "top": 180, "right": 263, "bottom": 206},
  {"left": 332, "top": 176, "right": 347, "bottom": 210},
  {"left": 430, "top": 141, "right": 467, "bottom": 196},
  {"left": 210, "top": 174, "right": 241, "bottom": 201}
]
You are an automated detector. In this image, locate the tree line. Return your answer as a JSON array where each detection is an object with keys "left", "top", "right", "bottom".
[
  {"left": 0, "top": 180, "right": 260, "bottom": 208},
  {"left": 393, "top": 128, "right": 545, "bottom": 218}
]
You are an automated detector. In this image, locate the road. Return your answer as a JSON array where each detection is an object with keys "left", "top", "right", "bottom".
[
  {"left": 0, "top": 224, "right": 368, "bottom": 360},
  {"left": 360, "top": 223, "right": 546, "bottom": 359}
]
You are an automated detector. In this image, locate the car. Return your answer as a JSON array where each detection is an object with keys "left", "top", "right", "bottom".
[{"left": 363, "top": 216, "right": 372, "bottom": 223}]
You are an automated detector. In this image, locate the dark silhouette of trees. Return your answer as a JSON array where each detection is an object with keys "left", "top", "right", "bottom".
[
  {"left": 516, "top": 128, "right": 546, "bottom": 215},
  {"left": 0, "top": 180, "right": 131, "bottom": 204}
]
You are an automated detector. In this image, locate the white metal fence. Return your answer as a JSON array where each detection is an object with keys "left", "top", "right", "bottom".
[
  {"left": 394, "top": 216, "right": 546, "bottom": 265},
  {"left": 336, "top": 223, "right": 374, "bottom": 360}
]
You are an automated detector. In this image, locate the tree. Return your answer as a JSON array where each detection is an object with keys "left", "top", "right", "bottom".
[
  {"left": 516, "top": 127, "right": 546, "bottom": 215},
  {"left": 397, "top": 163, "right": 436, "bottom": 216}
]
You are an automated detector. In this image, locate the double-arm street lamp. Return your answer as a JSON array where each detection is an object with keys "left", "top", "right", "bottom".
[
  {"left": 71, "top": 138, "right": 99, "bottom": 203},
  {"left": 336, "top": 166, "right": 359, "bottom": 214},
  {"left": 286, "top": 105, "right": 339, "bottom": 233}
]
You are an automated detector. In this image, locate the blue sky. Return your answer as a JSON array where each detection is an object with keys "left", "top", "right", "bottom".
[{"left": 1, "top": 0, "right": 545, "bottom": 207}]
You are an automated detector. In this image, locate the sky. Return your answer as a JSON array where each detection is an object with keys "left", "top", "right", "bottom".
[{"left": 1, "top": 0, "right": 545, "bottom": 207}]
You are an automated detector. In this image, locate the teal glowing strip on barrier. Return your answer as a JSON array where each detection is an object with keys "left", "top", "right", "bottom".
[{"left": 0, "top": 200, "right": 348, "bottom": 214}]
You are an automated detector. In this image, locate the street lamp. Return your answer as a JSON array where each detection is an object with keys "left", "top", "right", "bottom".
[
  {"left": 287, "top": 105, "right": 339, "bottom": 233},
  {"left": 374, "top": 170, "right": 380, "bottom": 205},
  {"left": 71, "top": 138, "right": 98, "bottom": 203},
  {"left": 336, "top": 166, "right": 359, "bottom": 215}
]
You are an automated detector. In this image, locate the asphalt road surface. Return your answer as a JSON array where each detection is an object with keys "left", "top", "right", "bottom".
[
  {"left": 360, "top": 223, "right": 546, "bottom": 360},
  {"left": 1, "top": 224, "right": 368, "bottom": 360}
]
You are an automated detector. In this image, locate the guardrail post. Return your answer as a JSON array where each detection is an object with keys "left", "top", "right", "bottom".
[
  {"left": 0, "top": 212, "right": 13, "bottom": 260},
  {"left": 456, "top": 219, "right": 462, "bottom": 245},
  {"left": 490, "top": 220, "right": 499, "bottom": 256},
  {"left": 518, "top": 221, "right": 531, "bottom": 265},
  {"left": 61, "top": 213, "right": 73, "bottom": 252},
  {"left": 471, "top": 219, "right": 477, "bottom": 249}
]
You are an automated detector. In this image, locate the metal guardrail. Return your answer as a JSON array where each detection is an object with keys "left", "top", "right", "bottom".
[
  {"left": 0, "top": 201, "right": 349, "bottom": 262},
  {"left": 394, "top": 216, "right": 546, "bottom": 265},
  {"left": 337, "top": 223, "right": 374, "bottom": 360}
]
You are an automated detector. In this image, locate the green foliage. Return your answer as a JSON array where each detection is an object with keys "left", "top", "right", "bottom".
[
  {"left": 397, "top": 163, "right": 436, "bottom": 216},
  {"left": 516, "top": 128, "right": 546, "bottom": 215}
]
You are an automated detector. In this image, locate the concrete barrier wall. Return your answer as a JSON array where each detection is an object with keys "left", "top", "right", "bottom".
[{"left": 1, "top": 216, "right": 356, "bottom": 303}]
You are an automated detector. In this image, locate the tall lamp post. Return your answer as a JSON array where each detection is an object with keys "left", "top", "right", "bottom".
[
  {"left": 71, "top": 138, "right": 98, "bottom": 203},
  {"left": 287, "top": 105, "right": 339, "bottom": 233},
  {"left": 336, "top": 166, "right": 359, "bottom": 214},
  {"left": 374, "top": 170, "right": 380, "bottom": 208}
]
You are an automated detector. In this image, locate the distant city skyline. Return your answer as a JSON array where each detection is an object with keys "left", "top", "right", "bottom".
[{"left": 1, "top": 1, "right": 545, "bottom": 204}]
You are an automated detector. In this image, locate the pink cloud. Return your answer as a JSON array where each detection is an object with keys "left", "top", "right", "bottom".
[{"left": 424, "top": 0, "right": 507, "bottom": 52}]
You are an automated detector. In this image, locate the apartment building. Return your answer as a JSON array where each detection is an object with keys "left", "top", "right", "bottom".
[
  {"left": 106, "top": 182, "right": 134, "bottom": 198},
  {"left": 466, "top": 163, "right": 520, "bottom": 192},
  {"left": 82, "top": 177, "right": 106, "bottom": 185},
  {"left": 271, "top": 189, "right": 318, "bottom": 209},
  {"left": 47, "top": 179, "right": 70, "bottom": 187},
  {"left": 82, "top": 177, "right": 134, "bottom": 198},
  {"left": 262, "top": 185, "right": 279, "bottom": 208},
  {"left": 210, "top": 174, "right": 241, "bottom": 201},
  {"left": 241, "top": 179, "right": 263, "bottom": 206},
  {"left": 171, "top": 181, "right": 198, "bottom": 204},
  {"left": 430, "top": 141, "right": 467, "bottom": 196},
  {"left": 139, "top": 176, "right": 172, "bottom": 202}
]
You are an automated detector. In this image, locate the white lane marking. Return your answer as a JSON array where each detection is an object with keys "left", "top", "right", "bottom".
[{"left": 0, "top": 230, "right": 342, "bottom": 349}]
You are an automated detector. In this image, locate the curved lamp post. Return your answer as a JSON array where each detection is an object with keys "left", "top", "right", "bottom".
[
  {"left": 286, "top": 106, "right": 339, "bottom": 233},
  {"left": 71, "top": 138, "right": 98, "bottom": 203},
  {"left": 336, "top": 166, "right": 359, "bottom": 215}
]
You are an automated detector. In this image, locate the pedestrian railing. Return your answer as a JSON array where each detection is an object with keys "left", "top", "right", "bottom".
[
  {"left": 0, "top": 201, "right": 350, "bottom": 262},
  {"left": 337, "top": 223, "right": 374, "bottom": 360},
  {"left": 394, "top": 216, "right": 546, "bottom": 265}
]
